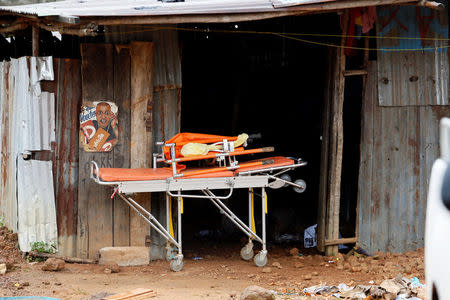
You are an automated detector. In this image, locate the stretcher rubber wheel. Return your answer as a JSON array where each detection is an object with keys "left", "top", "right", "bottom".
[
  {"left": 166, "top": 250, "right": 175, "bottom": 262},
  {"left": 170, "top": 258, "right": 183, "bottom": 272},
  {"left": 240, "top": 246, "right": 254, "bottom": 261},
  {"left": 293, "top": 179, "right": 307, "bottom": 193},
  {"left": 253, "top": 251, "right": 268, "bottom": 267}
]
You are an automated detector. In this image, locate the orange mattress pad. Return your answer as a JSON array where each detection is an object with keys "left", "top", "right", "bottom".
[{"left": 96, "top": 156, "right": 295, "bottom": 182}]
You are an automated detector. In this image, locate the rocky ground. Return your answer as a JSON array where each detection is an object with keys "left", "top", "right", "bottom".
[{"left": 0, "top": 227, "right": 426, "bottom": 299}]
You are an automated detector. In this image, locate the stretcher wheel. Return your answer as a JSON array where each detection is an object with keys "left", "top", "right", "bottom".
[
  {"left": 240, "top": 246, "right": 254, "bottom": 261},
  {"left": 253, "top": 251, "right": 268, "bottom": 267},
  {"left": 280, "top": 174, "right": 292, "bottom": 187},
  {"left": 293, "top": 179, "right": 307, "bottom": 193},
  {"left": 166, "top": 250, "right": 175, "bottom": 262},
  {"left": 170, "top": 257, "right": 184, "bottom": 272}
]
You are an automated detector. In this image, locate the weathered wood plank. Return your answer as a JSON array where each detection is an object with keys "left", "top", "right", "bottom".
[
  {"left": 54, "top": 58, "right": 81, "bottom": 257},
  {"left": 129, "top": 41, "right": 154, "bottom": 246},
  {"left": 113, "top": 46, "right": 131, "bottom": 246},
  {"left": 78, "top": 44, "right": 115, "bottom": 259},
  {"left": 317, "top": 48, "right": 333, "bottom": 253}
]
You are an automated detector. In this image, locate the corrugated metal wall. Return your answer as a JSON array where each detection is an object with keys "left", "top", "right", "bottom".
[
  {"left": 377, "top": 5, "right": 448, "bottom": 106},
  {"left": 105, "top": 26, "right": 182, "bottom": 259},
  {"left": 358, "top": 61, "right": 450, "bottom": 253},
  {"left": 0, "top": 57, "right": 58, "bottom": 252}
]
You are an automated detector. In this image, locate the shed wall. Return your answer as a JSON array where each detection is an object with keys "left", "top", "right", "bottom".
[
  {"left": 105, "top": 26, "right": 182, "bottom": 260},
  {"left": 358, "top": 61, "right": 450, "bottom": 253},
  {"left": 376, "top": 5, "right": 449, "bottom": 106}
]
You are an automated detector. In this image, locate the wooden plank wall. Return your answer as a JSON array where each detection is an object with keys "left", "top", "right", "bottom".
[
  {"left": 78, "top": 44, "right": 116, "bottom": 259},
  {"left": 77, "top": 42, "right": 154, "bottom": 259}
]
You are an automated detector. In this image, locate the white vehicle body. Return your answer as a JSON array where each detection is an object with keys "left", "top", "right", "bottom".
[{"left": 425, "top": 118, "right": 450, "bottom": 300}]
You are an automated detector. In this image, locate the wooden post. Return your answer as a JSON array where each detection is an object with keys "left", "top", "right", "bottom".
[
  {"left": 325, "top": 10, "right": 348, "bottom": 256},
  {"left": 129, "top": 42, "right": 154, "bottom": 246},
  {"left": 317, "top": 47, "right": 334, "bottom": 253},
  {"left": 32, "top": 26, "right": 39, "bottom": 56}
]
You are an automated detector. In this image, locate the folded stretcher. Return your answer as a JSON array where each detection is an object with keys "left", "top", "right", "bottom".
[{"left": 90, "top": 133, "right": 307, "bottom": 271}]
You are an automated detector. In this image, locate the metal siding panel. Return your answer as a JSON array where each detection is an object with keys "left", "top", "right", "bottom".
[
  {"left": 359, "top": 62, "right": 450, "bottom": 253},
  {"left": 377, "top": 6, "right": 448, "bottom": 106},
  {"left": 17, "top": 159, "right": 58, "bottom": 252},
  {"left": 357, "top": 61, "right": 375, "bottom": 251}
]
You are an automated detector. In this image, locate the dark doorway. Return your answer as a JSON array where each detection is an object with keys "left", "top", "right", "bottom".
[{"left": 179, "top": 14, "right": 349, "bottom": 253}]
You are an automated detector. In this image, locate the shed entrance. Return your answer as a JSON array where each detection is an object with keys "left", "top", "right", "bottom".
[{"left": 179, "top": 14, "right": 361, "bottom": 253}]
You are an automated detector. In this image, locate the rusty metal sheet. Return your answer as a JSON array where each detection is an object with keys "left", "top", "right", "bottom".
[
  {"left": 0, "top": 56, "right": 58, "bottom": 246},
  {"left": 358, "top": 61, "right": 450, "bottom": 253},
  {"left": 53, "top": 58, "right": 81, "bottom": 257},
  {"left": 377, "top": 5, "right": 448, "bottom": 106}
]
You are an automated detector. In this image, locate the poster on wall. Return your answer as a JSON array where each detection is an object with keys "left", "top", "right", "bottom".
[{"left": 80, "top": 101, "right": 118, "bottom": 152}]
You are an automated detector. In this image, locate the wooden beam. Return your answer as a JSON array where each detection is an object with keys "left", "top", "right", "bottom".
[
  {"left": 325, "top": 9, "right": 348, "bottom": 256},
  {"left": 317, "top": 48, "right": 333, "bottom": 253},
  {"left": 76, "top": 0, "right": 419, "bottom": 25},
  {"left": 343, "top": 70, "right": 368, "bottom": 77},
  {"left": 129, "top": 42, "right": 154, "bottom": 247},
  {"left": 324, "top": 237, "right": 358, "bottom": 246},
  {"left": 32, "top": 25, "right": 39, "bottom": 56}
]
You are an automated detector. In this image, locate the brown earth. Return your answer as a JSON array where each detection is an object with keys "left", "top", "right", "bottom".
[{"left": 0, "top": 229, "right": 425, "bottom": 299}]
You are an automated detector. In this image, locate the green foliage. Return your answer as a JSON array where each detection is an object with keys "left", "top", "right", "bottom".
[
  {"left": 0, "top": 215, "right": 4, "bottom": 227},
  {"left": 30, "top": 241, "right": 56, "bottom": 254}
]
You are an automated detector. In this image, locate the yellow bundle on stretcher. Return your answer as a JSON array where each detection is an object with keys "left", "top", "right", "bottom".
[{"left": 180, "top": 133, "right": 249, "bottom": 157}]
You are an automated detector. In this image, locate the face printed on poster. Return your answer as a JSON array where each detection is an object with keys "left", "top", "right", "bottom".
[{"left": 80, "top": 101, "right": 119, "bottom": 152}]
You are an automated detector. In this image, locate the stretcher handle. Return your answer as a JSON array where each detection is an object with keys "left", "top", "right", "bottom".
[
  {"left": 166, "top": 187, "right": 234, "bottom": 200},
  {"left": 172, "top": 147, "right": 274, "bottom": 163}
]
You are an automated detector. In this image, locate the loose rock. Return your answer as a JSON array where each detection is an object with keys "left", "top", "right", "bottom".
[
  {"left": 271, "top": 262, "right": 282, "bottom": 269},
  {"left": 239, "top": 285, "right": 275, "bottom": 300},
  {"left": 42, "top": 258, "right": 65, "bottom": 271},
  {"left": 294, "top": 262, "right": 304, "bottom": 268},
  {"left": 103, "top": 262, "right": 120, "bottom": 274},
  {"left": 289, "top": 248, "right": 299, "bottom": 257},
  {"left": 0, "top": 263, "right": 6, "bottom": 275},
  {"left": 262, "top": 267, "right": 272, "bottom": 273}
]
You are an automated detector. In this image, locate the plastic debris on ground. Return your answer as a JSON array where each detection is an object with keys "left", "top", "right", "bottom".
[
  {"left": 299, "top": 275, "right": 426, "bottom": 299},
  {"left": 303, "top": 224, "right": 317, "bottom": 248}
]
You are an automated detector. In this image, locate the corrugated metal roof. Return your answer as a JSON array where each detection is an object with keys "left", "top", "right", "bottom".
[{"left": 0, "top": 0, "right": 423, "bottom": 19}]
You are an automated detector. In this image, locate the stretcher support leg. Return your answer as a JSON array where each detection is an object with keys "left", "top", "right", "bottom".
[
  {"left": 169, "top": 192, "right": 184, "bottom": 272},
  {"left": 117, "top": 193, "right": 180, "bottom": 248},
  {"left": 240, "top": 189, "right": 254, "bottom": 261},
  {"left": 165, "top": 194, "right": 177, "bottom": 262},
  {"left": 253, "top": 187, "right": 268, "bottom": 267}
]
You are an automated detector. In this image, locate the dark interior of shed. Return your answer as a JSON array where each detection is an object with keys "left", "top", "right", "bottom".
[{"left": 179, "top": 14, "right": 363, "bottom": 253}]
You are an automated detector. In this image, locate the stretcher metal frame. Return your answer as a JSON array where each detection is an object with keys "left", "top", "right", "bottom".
[{"left": 90, "top": 140, "right": 307, "bottom": 272}]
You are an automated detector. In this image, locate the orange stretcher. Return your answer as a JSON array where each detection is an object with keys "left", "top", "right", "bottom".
[{"left": 90, "top": 133, "right": 307, "bottom": 272}]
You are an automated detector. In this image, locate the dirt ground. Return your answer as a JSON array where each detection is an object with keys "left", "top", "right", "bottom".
[{"left": 0, "top": 226, "right": 425, "bottom": 299}]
